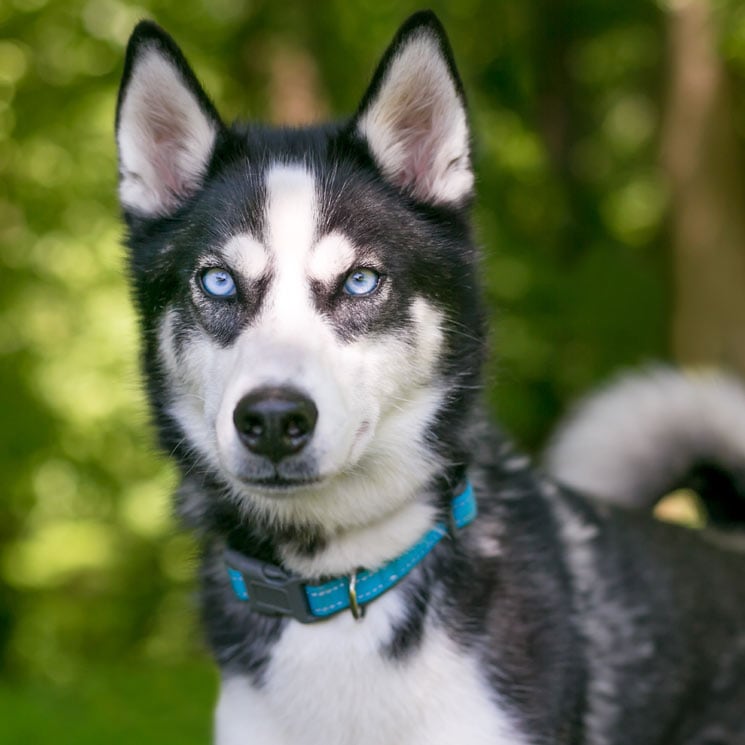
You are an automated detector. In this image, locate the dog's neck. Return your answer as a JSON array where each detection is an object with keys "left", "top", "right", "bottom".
[
  {"left": 183, "top": 466, "right": 468, "bottom": 580},
  {"left": 222, "top": 482, "right": 477, "bottom": 623},
  {"left": 274, "top": 499, "right": 438, "bottom": 579}
]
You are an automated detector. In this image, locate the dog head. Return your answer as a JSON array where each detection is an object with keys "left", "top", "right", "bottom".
[{"left": 116, "top": 13, "right": 484, "bottom": 540}]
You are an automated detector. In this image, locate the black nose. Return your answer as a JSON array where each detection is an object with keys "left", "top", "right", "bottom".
[{"left": 233, "top": 387, "right": 318, "bottom": 463}]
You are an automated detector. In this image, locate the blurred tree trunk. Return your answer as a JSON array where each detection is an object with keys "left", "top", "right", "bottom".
[
  {"left": 661, "top": 0, "right": 745, "bottom": 374},
  {"left": 265, "top": 42, "right": 327, "bottom": 125},
  {"left": 534, "top": 0, "right": 594, "bottom": 262}
]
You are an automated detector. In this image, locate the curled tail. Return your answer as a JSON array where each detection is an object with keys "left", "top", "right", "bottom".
[{"left": 544, "top": 367, "right": 745, "bottom": 528}]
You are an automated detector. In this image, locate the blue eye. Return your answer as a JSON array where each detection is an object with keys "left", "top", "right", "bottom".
[
  {"left": 343, "top": 268, "right": 380, "bottom": 296},
  {"left": 201, "top": 268, "right": 236, "bottom": 298}
]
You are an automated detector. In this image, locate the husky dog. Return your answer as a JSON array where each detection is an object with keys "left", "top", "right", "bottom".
[{"left": 116, "top": 11, "right": 745, "bottom": 745}]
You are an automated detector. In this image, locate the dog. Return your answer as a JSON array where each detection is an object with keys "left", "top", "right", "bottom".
[{"left": 115, "top": 11, "right": 745, "bottom": 744}]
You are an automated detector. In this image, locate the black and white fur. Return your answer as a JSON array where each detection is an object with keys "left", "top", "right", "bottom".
[{"left": 116, "top": 13, "right": 745, "bottom": 745}]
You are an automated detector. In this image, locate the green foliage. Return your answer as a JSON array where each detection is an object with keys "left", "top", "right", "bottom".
[
  {"left": 2, "top": 0, "right": 742, "bottom": 734},
  {"left": 0, "top": 661, "right": 216, "bottom": 744}
]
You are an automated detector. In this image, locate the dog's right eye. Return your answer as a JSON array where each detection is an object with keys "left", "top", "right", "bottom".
[{"left": 200, "top": 268, "right": 237, "bottom": 298}]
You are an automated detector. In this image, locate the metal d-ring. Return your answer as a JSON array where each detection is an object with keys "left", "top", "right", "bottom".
[{"left": 348, "top": 572, "right": 364, "bottom": 620}]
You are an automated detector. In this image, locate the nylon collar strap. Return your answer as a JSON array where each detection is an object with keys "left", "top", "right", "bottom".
[{"left": 224, "top": 482, "right": 477, "bottom": 623}]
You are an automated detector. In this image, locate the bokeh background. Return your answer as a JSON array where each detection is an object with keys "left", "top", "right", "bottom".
[{"left": 3, "top": 0, "right": 745, "bottom": 741}]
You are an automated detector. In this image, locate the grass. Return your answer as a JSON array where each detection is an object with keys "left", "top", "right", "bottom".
[{"left": 0, "top": 661, "right": 217, "bottom": 744}]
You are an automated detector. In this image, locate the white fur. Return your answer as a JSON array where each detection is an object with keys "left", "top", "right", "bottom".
[
  {"left": 545, "top": 367, "right": 745, "bottom": 507},
  {"left": 357, "top": 32, "right": 473, "bottom": 205},
  {"left": 281, "top": 496, "right": 436, "bottom": 577},
  {"left": 221, "top": 233, "right": 269, "bottom": 280},
  {"left": 158, "top": 309, "right": 222, "bottom": 473},
  {"left": 157, "top": 163, "right": 450, "bottom": 576},
  {"left": 117, "top": 47, "right": 217, "bottom": 216},
  {"left": 214, "top": 590, "right": 527, "bottom": 745},
  {"left": 308, "top": 232, "right": 356, "bottom": 282}
]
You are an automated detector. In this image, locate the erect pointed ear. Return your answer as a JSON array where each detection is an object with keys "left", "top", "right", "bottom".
[
  {"left": 115, "top": 21, "right": 222, "bottom": 218},
  {"left": 352, "top": 12, "right": 473, "bottom": 207}
]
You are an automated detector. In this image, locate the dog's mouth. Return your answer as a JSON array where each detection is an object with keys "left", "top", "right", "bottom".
[
  {"left": 217, "top": 441, "right": 331, "bottom": 496},
  {"left": 244, "top": 474, "right": 323, "bottom": 493}
]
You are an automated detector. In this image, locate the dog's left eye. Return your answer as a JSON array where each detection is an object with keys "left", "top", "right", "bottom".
[
  {"left": 201, "top": 268, "right": 237, "bottom": 298},
  {"left": 343, "top": 268, "right": 380, "bottom": 297}
]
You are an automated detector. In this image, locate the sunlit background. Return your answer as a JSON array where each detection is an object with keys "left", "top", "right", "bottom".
[{"left": 2, "top": 0, "right": 745, "bottom": 741}]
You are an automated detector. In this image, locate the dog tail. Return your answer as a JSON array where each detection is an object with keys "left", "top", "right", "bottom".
[{"left": 544, "top": 367, "right": 745, "bottom": 528}]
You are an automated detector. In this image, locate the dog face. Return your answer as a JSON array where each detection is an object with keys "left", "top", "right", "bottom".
[{"left": 117, "top": 14, "right": 484, "bottom": 532}]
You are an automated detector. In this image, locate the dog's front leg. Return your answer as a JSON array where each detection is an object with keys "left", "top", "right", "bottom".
[{"left": 214, "top": 676, "right": 288, "bottom": 745}]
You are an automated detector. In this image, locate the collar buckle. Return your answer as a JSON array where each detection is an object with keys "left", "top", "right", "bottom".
[{"left": 224, "top": 548, "right": 317, "bottom": 624}]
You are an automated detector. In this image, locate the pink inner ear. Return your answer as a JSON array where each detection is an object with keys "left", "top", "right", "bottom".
[
  {"left": 366, "top": 61, "right": 467, "bottom": 203},
  {"left": 151, "top": 139, "right": 192, "bottom": 204},
  {"left": 144, "top": 92, "right": 198, "bottom": 203},
  {"left": 354, "top": 30, "right": 472, "bottom": 204},
  {"left": 396, "top": 111, "right": 440, "bottom": 196},
  {"left": 389, "top": 99, "right": 457, "bottom": 200}
]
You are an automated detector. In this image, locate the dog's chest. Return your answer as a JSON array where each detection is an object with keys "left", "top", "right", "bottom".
[{"left": 215, "top": 591, "right": 528, "bottom": 745}]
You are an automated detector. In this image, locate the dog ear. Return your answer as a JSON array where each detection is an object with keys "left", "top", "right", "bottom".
[
  {"left": 115, "top": 22, "right": 222, "bottom": 218},
  {"left": 352, "top": 12, "right": 473, "bottom": 207}
]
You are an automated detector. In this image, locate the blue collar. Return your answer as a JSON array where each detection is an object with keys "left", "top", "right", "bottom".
[{"left": 224, "top": 482, "right": 477, "bottom": 623}]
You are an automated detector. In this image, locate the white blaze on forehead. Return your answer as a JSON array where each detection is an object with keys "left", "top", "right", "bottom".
[
  {"left": 308, "top": 232, "right": 356, "bottom": 282},
  {"left": 221, "top": 233, "right": 268, "bottom": 280},
  {"left": 262, "top": 163, "right": 321, "bottom": 335},
  {"left": 265, "top": 164, "right": 318, "bottom": 266}
]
